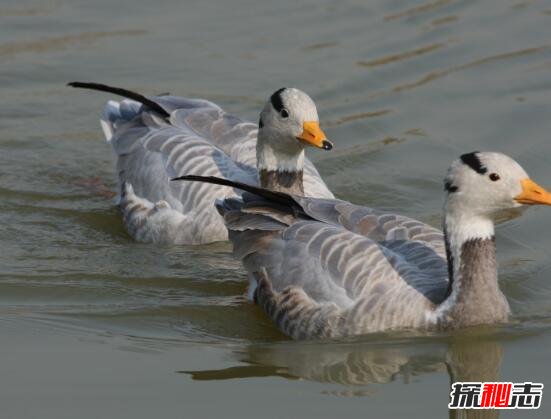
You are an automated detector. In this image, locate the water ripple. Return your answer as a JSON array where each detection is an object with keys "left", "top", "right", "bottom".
[{"left": 0, "top": 30, "right": 147, "bottom": 59}]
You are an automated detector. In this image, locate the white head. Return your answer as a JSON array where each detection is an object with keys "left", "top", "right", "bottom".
[
  {"left": 257, "top": 87, "right": 332, "bottom": 172},
  {"left": 444, "top": 151, "right": 551, "bottom": 220}
]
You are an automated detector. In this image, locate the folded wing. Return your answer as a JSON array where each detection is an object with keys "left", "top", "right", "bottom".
[
  {"left": 201, "top": 178, "right": 449, "bottom": 338},
  {"left": 102, "top": 94, "right": 333, "bottom": 244}
]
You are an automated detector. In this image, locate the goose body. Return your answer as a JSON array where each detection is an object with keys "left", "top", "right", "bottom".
[
  {"left": 175, "top": 152, "right": 551, "bottom": 338},
  {"left": 69, "top": 83, "right": 334, "bottom": 244}
]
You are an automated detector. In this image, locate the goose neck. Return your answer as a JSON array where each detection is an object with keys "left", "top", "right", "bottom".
[
  {"left": 433, "top": 212, "right": 509, "bottom": 327},
  {"left": 256, "top": 140, "right": 304, "bottom": 194}
]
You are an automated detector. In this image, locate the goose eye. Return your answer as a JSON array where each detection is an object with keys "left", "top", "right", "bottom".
[
  {"left": 280, "top": 108, "right": 290, "bottom": 119},
  {"left": 489, "top": 173, "right": 500, "bottom": 182}
]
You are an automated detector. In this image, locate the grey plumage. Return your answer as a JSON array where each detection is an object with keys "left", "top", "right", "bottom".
[
  {"left": 437, "top": 237, "right": 509, "bottom": 327},
  {"left": 69, "top": 83, "right": 334, "bottom": 244},
  {"left": 208, "top": 183, "right": 449, "bottom": 338},
  {"left": 181, "top": 149, "right": 551, "bottom": 339},
  {"left": 259, "top": 169, "right": 304, "bottom": 195}
]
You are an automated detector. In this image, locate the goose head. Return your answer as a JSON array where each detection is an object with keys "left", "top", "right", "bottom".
[
  {"left": 444, "top": 151, "right": 551, "bottom": 220},
  {"left": 257, "top": 87, "right": 332, "bottom": 172},
  {"left": 437, "top": 152, "right": 551, "bottom": 326}
]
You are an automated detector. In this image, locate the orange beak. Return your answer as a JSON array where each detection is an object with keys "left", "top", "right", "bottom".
[
  {"left": 296, "top": 121, "right": 333, "bottom": 150},
  {"left": 514, "top": 178, "right": 551, "bottom": 205}
]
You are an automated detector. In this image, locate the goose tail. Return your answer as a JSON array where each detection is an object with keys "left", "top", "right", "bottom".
[
  {"left": 170, "top": 175, "right": 298, "bottom": 208},
  {"left": 68, "top": 81, "right": 171, "bottom": 142}
]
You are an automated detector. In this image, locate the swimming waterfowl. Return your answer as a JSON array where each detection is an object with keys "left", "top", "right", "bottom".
[
  {"left": 174, "top": 152, "right": 551, "bottom": 338},
  {"left": 68, "top": 82, "right": 334, "bottom": 244}
]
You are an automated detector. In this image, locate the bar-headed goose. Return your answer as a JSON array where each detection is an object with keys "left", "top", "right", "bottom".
[
  {"left": 69, "top": 82, "right": 333, "bottom": 244},
  {"left": 174, "top": 152, "right": 551, "bottom": 338}
]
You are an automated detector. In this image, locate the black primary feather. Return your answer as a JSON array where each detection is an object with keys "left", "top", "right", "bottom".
[
  {"left": 171, "top": 175, "right": 299, "bottom": 209},
  {"left": 67, "top": 81, "right": 170, "bottom": 118}
]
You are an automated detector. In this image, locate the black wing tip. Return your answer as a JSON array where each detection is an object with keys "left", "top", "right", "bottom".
[
  {"left": 171, "top": 175, "right": 299, "bottom": 210},
  {"left": 171, "top": 175, "right": 212, "bottom": 182},
  {"left": 66, "top": 81, "right": 170, "bottom": 118},
  {"left": 67, "top": 81, "right": 100, "bottom": 88}
]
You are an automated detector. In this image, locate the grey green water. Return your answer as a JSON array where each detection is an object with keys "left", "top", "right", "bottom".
[{"left": 2, "top": 0, "right": 551, "bottom": 417}]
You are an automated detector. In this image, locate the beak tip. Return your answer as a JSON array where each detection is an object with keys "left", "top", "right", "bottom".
[
  {"left": 322, "top": 140, "right": 333, "bottom": 151},
  {"left": 515, "top": 178, "right": 551, "bottom": 206}
]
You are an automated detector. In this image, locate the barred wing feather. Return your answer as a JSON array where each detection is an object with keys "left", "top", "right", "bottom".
[
  {"left": 215, "top": 191, "right": 449, "bottom": 338},
  {"left": 104, "top": 97, "right": 332, "bottom": 244}
]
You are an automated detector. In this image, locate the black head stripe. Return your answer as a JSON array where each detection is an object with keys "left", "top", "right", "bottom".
[
  {"left": 460, "top": 151, "right": 487, "bottom": 174},
  {"left": 270, "top": 87, "right": 287, "bottom": 112},
  {"left": 259, "top": 117, "right": 264, "bottom": 128},
  {"left": 444, "top": 180, "right": 458, "bottom": 193}
]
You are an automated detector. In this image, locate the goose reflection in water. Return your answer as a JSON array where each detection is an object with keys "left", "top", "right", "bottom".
[{"left": 182, "top": 333, "right": 504, "bottom": 418}]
